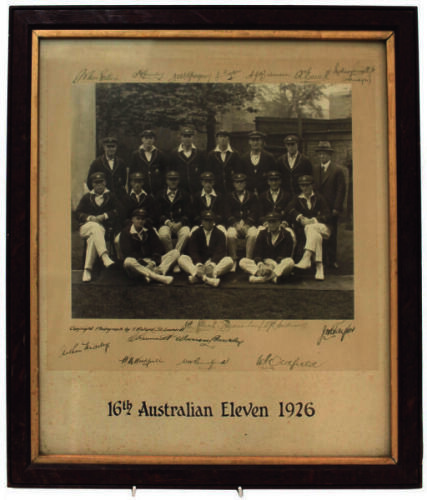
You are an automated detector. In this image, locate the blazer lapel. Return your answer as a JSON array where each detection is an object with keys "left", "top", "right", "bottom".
[
  {"left": 292, "top": 152, "right": 302, "bottom": 171},
  {"left": 321, "top": 163, "right": 333, "bottom": 185}
]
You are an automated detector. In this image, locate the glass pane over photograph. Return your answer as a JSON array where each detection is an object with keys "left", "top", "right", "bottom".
[{"left": 37, "top": 37, "right": 390, "bottom": 459}]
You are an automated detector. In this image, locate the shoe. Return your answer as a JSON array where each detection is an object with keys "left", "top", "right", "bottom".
[
  {"left": 281, "top": 260, "right": 295, "bottom": 278},
  {"left": 205, "top": 264, "right": 215, "bottom": 278},
  {"left": 82, "top": 269, "right": 92, "bottom": 282},
  {"left": 102, "top": 254, "right": 115, "bottom": 268},
  {"left": 188, "top": 275, "right": 199, "bottom": 284},
  {"left": 231, "top": 261, "right": 237, "bottom": 272},
  {"left": 315, "top": 263, "right": 325, "bottom": 281},
  {"left": 204, "top": 277, "right": 220, "bottom": 287},
  {"left": 195, "top": 265, "right": 205, "bottom": 278},
  {"left": 263, "top": 268, "right": 274, "bottom": 280},
  {"left": 295, "top": 251, "right": 312, "bottom": 270},
  {"left": 173, "top": 264, "right": 181, "bottom": 274},
  {"left": 158, "top": 275, "right": 173, "bottom": 285},
  {"left": 144, "top": 275, "right": 151, "bottom": 284},
  {"left": 249, "top": 275, "right": 268, "bottom": 283}
]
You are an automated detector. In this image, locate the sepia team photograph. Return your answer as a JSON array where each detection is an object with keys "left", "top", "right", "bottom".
[{"left": 71, "top": 82, "right": 354, "bottom": 320}]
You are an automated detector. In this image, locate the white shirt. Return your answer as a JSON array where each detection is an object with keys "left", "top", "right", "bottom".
[
  {"left": 130, "top": 189, "right": 148, "bottom": 203},
  {"left": 250, "top": 151, "right": 261, "bottom": 166},
  {"left": 89, "top": 188, "right": 110, "bottom": 218},
  {"left": 167, "top": 188, "right": 177, "bottom": 203},
  {"left": 140, "top": 145, "right": 157, "bottom": 162},
  {"left": 203, "top": 228, "right": 213, "bottom": 246},
  {"left": 201, "top": 188, "right": 217, "bottom": 208},
  {"left": 130, "top": 224, "right": 147, "bottom": 240},
  {"left": 106, "top": 157, "right": 115, "bottom": 170},
  {"left": 270, "top": 189, "right": 280, "bottom": 203},
  {"left": 298, "top": 190, "right": 315, "bottom": 210},
  {"left": 214, "top": 144, "right": 234, "bottom": 162},
  {"left": 270, "top": 231, "right": 280, "bottom": 246},
  {"left": 90, "top": 188, "right": 110, "bottom": 207},
  {"left": 321, "top": 160, "right": 331, "bottom": 172},
  {"left": 237, "top": 191, "right": 246, "bottom": 203},
  {"left": 288, "top": 152, "right": 298, "bottom": 169},
  {"left": 178, "top": 143, "right": 196, "bottom": 158}
]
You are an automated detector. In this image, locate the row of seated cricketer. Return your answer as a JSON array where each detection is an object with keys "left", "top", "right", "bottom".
[{"left": 75, "top": 128, "right": 348, "bottom": 286}]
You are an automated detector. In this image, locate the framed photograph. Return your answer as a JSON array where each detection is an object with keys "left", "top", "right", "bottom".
[{"left": 7, "top": 6, "right": 422, "bottom": 489}]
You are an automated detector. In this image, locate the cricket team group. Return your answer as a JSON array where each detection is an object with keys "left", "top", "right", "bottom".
[{"left": 75, "top": 127, "right": 347, "bottom": 286}]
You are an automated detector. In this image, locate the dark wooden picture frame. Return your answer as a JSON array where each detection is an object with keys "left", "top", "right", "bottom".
[{"left": 7, "top": 6, "right": 422, "bottom": 489}]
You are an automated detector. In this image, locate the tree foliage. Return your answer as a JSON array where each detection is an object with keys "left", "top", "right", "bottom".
[
  {"left": 96, "top": 83, "right": 259, "bottom": 147},
  {"left": 256, "top": 83, "right": 326, "bottom": 119}
]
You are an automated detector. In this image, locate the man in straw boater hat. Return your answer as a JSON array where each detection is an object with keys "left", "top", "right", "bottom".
[
  {"left": 86, "top": 135, "right": 127, "bottom": 198},
  {"left": 239, "top": 211, "right": 295, "bottom": 283},
  {"left": 120, "top": 208, "right": 178, "bottom": 285},
  {"left": 128, "top": 129, "right": 169, "bottom": 195},
  {"left": 312, "top": 140, "right": 347, "bottom": 269},
  {"left": 178, "top": 210, "right": 234, "bottom": 287},
  {"left": 240, "top": 130, "right": 276, "bottom": 196},
  {"left": 286, "top": 174, "right": 332, "bottom": 281},
  {"left": 75, "top": 172, "right": 119, "bottom": 282},
  {"left": 276, "top": 134, "right": 313, "bottom": 196}
]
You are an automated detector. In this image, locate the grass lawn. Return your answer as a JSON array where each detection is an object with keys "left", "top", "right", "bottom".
[{"left": 71, "top": 220, "right": 354, "bottom": 319}]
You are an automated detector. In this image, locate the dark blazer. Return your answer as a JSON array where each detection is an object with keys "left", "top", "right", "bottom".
[
  {"left": 258, "top": 188, "right": 292, "bottom": 222},
  {"left": 119, "top": 190, "right": 155, "bottom": 223},
  {"left": 286, "top": 191, "right": 332, "bottom": 226},
  {"left": 168, "top": 147, "right": 206, "bottom": 196},
  {"left": 75, "top": 190, "right": 120, "bottom": 230},
  {"left": 313, "top": 162, "right": 347, "bottom": 213},
  {"left": 205, "top": 148, "right": 242, "bottom": 194},
  {"left": 154, "top": 188, "right": 192, "bottom": 227},
  {"left": 120, "top": 223, "right": 164, "bottom": 265},
  {"left": 87, "top": 155, "right": 127, "bottom": 196},
  {"left": 192, "top": 190, "right": 225, "bottom": 226},
  {"left": 129, "top": 147, "right": 169, "bottom": 195},
  {"left": 253, "top": 227, "right": 294, "bottom": 263},
  {"left": 224, "top": 190, "right": 259, "bottom": 227},
  {"left": 276, "top": 152, "right": 313, "bottom": 195},
  {"left": 240, "top": 150, "right": 276, "bottom": 194},
  {"left": 187, "top": 226, "right": 227, "bottom": 264}
]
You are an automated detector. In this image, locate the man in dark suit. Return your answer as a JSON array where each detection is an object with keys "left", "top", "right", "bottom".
[
  {"left": 240, "top": 131, "right": 276, "bottom": 195},
  {"left": 86, "top": 136, "right": 127, "bottom": 198},
  {"left": 240, "top": 211, "right": 295, "bottom": 283},
  {"left": 168, "top": 127, "right": 206, "bottom": 197},
  {"left": 206, "top": 130, "right": 242, "bottom": 194},
  {"left": 120, "top": 208, "right": 177, "bottom": 285},
  {"left": 178, "top": 210, "right": 233, "bottom": 287},
  {"left": 312, "top": 141, "right": 347, "bottom": 269},
  {"left": 75, "top": 172, "right": 119, "bottom": 282},
  {"left": 286, "top": 175, "right": 331, "bottom": 281},
  {"left": 154, "top": 170, "right": 191, "bottom": 259},
  {"left": 276, "top": 134, "right": 313, "bottom": 196},
  {"left": 128, "top": 129, "right": 169, "bottom": 195}
]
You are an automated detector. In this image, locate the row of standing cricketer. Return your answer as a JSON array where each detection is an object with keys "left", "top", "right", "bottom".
[{"left": 75, "top": 128, "right": 347, "bottom": 286}]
